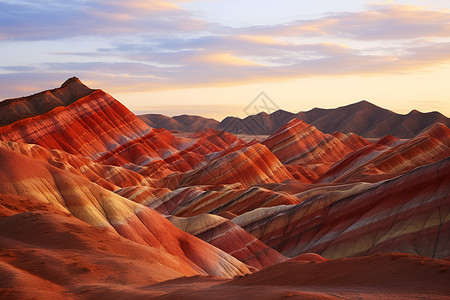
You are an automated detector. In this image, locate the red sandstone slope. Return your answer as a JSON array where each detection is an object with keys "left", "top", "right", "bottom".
[
  {"left": 234, "top": 156, "right": 450, "bottom": 259},
  {"left": 261, "top": 118, "right": 370, "bottom": 182},
  {"left": 175, "top": 143, "right": 293, "bottom": 189},
  {"left": 0, "top": 195, "right": 202, "bottom": 293},
  {"left": 0, "top": 88, "right": 151, "bottom": 159},
  {"left": 168, "top": 214, "right": 287, "bottom": 270},
  {"left": 0, "top": 80, "right": 255, "bottom": 186},
  {"left": 0, "top": 146, "right": 251, "bottom": 278},
  {"left": 0, "top": 140, "right": 156, "bottom": 191},
  {"left": 318, "top": 122, "right": 450, "bottom": 183}
]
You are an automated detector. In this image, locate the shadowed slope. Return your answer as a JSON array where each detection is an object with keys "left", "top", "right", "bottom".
[
  {"left": 71, "top": 253, "right": 449, "bottom": 299},
  {"left": 226, "top": 253, "right": 450, "bottom": 298}
]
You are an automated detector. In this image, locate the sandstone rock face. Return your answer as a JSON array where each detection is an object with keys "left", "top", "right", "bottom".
[
  {"left": 0, "top": 89, "right": 151, "bottom": 159},
  {"left": 318, "top": 122, "right": 450, "bottom": 183},
  {"left": 234, "top": 157, "right": 450, "bottom": 259},
  {"left": 261, "top": 118, "right": 371, "bottom": 182},
  {"left": 0, "top": 78, "right": 449, "bottom": 299},
  {"left": 0, "top": 146, "right": 251, "bottom": 278},
  {"left": 177, "top": 143, "right": 294, "bottom": 188},
  {"left": 168, "top": 214, "right": 287, "bottom": 270}
]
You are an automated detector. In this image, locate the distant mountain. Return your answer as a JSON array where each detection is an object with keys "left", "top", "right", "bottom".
[
  {"left": 139, "top": 100, "right": 450, "bottom": 138},
  {"left": 218, "top": 100, "right": 450, "bottom": 138},
  {"left": 298, "top": 100, "right": 450, "bottom": 138},
  {"left": 139, "top": 113, "right": 219, "bottom": 132}
]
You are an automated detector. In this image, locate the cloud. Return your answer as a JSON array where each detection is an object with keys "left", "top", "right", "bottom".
[
  {"left": 0, "top": 0, "right": 208, "bottom": 40},
  {"left": 1, "top": 2, "right": 450, "bottom": 99},
  {"left": 248, "top": 4, "right": 450, "bottom": 40},
  {"left": 3, "top": 39, "right": 449, "bottom": 98}
]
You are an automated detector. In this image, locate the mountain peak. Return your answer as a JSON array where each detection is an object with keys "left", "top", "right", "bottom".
[
  {"left": 408, "top": 109, "right": 420, "bottom": 115},
  {"left": 350, "top": 100, "right": 380, "bottom": 109},
  {"left": 61, "top": 77, "right": 87, "bottom": 89},
  {"left": 0, "top": 77, "right": 95, "bottom": 126}
]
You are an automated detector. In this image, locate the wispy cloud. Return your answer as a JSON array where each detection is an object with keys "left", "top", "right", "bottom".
[
  {"left": 249, "top": 4, "right": 450, "bottom": 40},
  {"left": 1, "top": 1, "right": 450, "bottom": 98},
  {"left": 0, "top": 0, "right": 208, "bottom": 41}
]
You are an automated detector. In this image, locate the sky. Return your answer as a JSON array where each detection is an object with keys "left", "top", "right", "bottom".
[{"left": 1, "top": 0, "right": 449, "bottom": 120}]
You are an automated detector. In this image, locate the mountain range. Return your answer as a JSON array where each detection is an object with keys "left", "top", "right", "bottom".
[
  {"left": 139, "top": 100, "right": 449, "bottom": 138},
  {"left": 0, "top": 77, "right": 448, "bottom": 299}
]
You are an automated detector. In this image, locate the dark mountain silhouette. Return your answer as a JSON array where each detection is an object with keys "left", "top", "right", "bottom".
[
  {"left": 138, "top": 100, "right": 450, "bottom": 138},
  {"left": 139, "top": 114, "right": 220, "bottom": 132}
]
